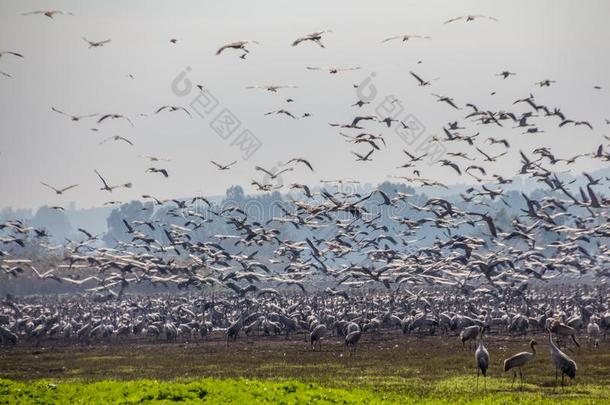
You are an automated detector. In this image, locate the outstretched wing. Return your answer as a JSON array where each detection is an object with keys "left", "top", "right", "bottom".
[
  {"left": 59, "top": 184, "right": 78, "bottom": 193},
  {"left": 444, "top": 16, "right": 464, "bottom": 24},
  {"left": 381, "top": 35, "right": 402, "bottom": 43},
  {"left": 254, "top": 166, "right": 275, "bottom": 177},
  {"left": 40, "top": 182, "right": 58, "bottom": 192},
  {"left": 94, "top": 169, "right": 110, "bottom": 188}
]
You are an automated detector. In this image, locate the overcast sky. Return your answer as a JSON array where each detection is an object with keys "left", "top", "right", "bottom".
[{"left": 0, "top": 0, "right": 608, "bottom": 210}]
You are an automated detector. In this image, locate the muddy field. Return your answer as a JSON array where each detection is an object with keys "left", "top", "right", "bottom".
[{"left": 2, "top": 330, "right": 609, "bottom": 397}]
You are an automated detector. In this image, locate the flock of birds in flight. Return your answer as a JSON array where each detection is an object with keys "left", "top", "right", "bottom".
[{"left": 0, "top": 6, "right": 609, "bottom": 391}]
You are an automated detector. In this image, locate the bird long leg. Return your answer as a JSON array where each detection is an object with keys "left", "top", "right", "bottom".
[
  {"left": 519, "top": 368, "right": 523, "bottom": 389},
  {"left": 554, "top": 368, "right": 558, "bottom": 391},
  {"left": 511, "top": 371, "right": 516, "bottom": 388},
  {"left": 476, "top": 369, "right": 479, "bottom": 390}
]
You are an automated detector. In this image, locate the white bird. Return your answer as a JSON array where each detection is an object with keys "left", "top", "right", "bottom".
[
  {"left": 30, "top": 266, "right": 61, "bottom": 282},
  {"left": 292, "top": 30, "right": 332, "bottom": 48},
  {"left": 216, "top": 40, "right": 259, "bottom": 56},
  {"left": 381, "top": 34, "right": 431, "bottom": 43},
  {"left": 61, "top": 276, "right": 101, "bottom": 286}
]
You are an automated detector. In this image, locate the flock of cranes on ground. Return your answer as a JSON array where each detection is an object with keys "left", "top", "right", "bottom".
[{"left": 1, "top": 288, "right": 607, "bottom": 389}]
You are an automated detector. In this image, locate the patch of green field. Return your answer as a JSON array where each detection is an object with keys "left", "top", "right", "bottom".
[
  {"left": 1, "top": 334, "right": 609, "bottom": 403},
  {"left": 0, "top": 378, "right": 385, "bottom": 404},
  {"left": 1, "top": 377, "right": 608, "bottom": 404}
]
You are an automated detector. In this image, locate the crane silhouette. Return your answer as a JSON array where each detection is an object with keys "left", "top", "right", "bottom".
[
  {"left": 503, "top": 339, "right": 537, "bottom": 388},
  {"left": 475, "top": 327, "right": 489, "bottom": 390},
  {"left": 549, "top": 330, "right": 577, "bottom": 390}
]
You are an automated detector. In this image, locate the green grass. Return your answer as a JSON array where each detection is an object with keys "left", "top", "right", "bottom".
[
  {"left": 1, "top": 377, "right": 608, "bottom": 404},
  {"left": 0, "top": 378, "right": 387, "bottom": 404}
]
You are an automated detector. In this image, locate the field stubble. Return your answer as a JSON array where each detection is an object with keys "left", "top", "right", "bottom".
[{"left": 1, "top": 330, "right": 609, "bottom": 403}]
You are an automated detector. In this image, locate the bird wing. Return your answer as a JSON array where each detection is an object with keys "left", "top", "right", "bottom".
[
  {"left": 292, "top": 37, "right": 307, "bottom": 46},
  {"left": 476, "top": 147, "right": 492, "bottom": 161},
  {"left": 3, "top": 51, "right": 24, "bottom": 58},
  {"left": 444, "top": 16, "right": 464, "bottom": 24},
  {"left": 276, "top": 167, "right": 294, "bottom": 176},
  {"left": 410, "top": 71, "right": 425, "bottom": 84},
  {"left": 381, "top": 35, "right": 402, "bottom": 43},
  {"left": 78, "top": 228, "right": 93, "bottom": 238},
  {"left": 254, "top": 166, "right": 275, "bottom": 177},
  {"left": 94, "top": 169, "right": 110, "bottom": 188},
  {"left": 97, "top": 114, "right": 112, "bottom": 123},
  {"left": 122, "top": 116, "right": 135, "bottom": 127},
  {"left": 59, "top": 184, "right": 78, "bottom": 193},
  {"left": 288, "top": 158, "right": 314, "bottom": 171},
  {"left": 376, "top": 189, "right": 392, "bottom": 205},
  {"left": 178, "top": 107, "right": 192, "bottom": 117},
  {"left": 40, "top": 182, "right": 59, "bottom": 192},
  {"left": 118, "top": 136, "right": 133, "bottom": 145},
  {"left": 216, "top": 44, "right": 230, "bottom": 55},
  {"left": 51, "top": 107, "right": 71, "bottom": 117}
]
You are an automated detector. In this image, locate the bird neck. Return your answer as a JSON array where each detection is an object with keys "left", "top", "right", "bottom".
[
  {"left": 548, "top": 332, "right": 557, "bottom": 350},
  {"left": 530, "top": 342, "right": 536, "bottom": 355}
]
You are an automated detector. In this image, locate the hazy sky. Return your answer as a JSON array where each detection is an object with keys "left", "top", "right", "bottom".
[{"left": 0, "top": 0, "right": 608, "bottom": 210}]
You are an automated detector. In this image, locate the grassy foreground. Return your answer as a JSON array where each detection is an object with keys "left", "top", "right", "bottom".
[
  {"left": 1, "top": 333, "right": 609, "bottom": 403},
  {"left": 1, "top": 377, "right": 608, "bottom": 404}
]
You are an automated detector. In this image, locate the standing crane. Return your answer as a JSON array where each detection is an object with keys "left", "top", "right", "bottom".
[
  {"left": 345, "top": 330, "right": 362, "bottom": 355},
  {"left": 550, "top": 320, "right": 580, "bottom": 349},
  {"left": 475, "top": 327, "right": 489, "bottom": 389},
  {"left": 309, "top": 324, "right": 327, "bottom": 351},
  {"left": 549, "top": 331, "right": 577, "bottom": 390},
  {"left": 503, "top": 340, "right": 537, "bottom": 388},
  {"left": 460, "top": 325, "right": 481, "bottom": 350}
]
